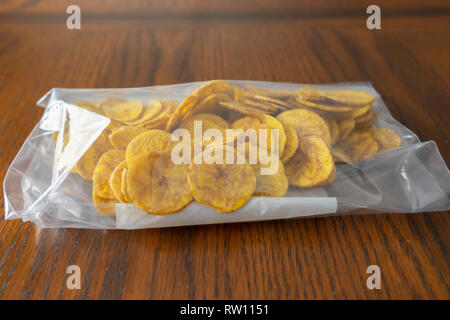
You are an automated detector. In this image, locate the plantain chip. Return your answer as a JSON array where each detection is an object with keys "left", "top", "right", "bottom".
[
  {"left": 127, "top": 152, "right": 192, "bottom": 215},
  {"left": 194, "top": 93, "right": 232, "bottom": 115},
  {"left": 103, "top": 100, "right": 143, "bottom": 122},
  {"left": 219, "top": 101, "right": 266, "bottom": 119},
  {"left": 252, "top": 161, "right": 289, "bottom": 197},
  {"left": 338, "top": 118, "right": 355, "bottom": 140},
  {"left": 108, "top": 125, "right": 146, "bottom": 149},
  {"left": 321, "top": 90, "right": 375, "bottom": 106},
  {"left": 126, "top": 130, "right": 176, "bottom": 167},
  {"left": 124, "top": 100, "right": 162, "bottom": 126},
  {"left": 285, "top": 136, "right": 334, "bottom": 187},
  {"left": 187, "top": 148, "right": 256, "bottom": 213},
  {"left": 280, "top": 124, "right": 298, "bottom": 163},
  {"left": 349, "top": 104, "right": 371, "bottom": 119},
  {"left": 105, "top": 119, "right": 124, "bottom": 132},
  {"left": 354, "top": 109, "right": 376, "bottom": 129},
  {"left": 93, "top": 192, "right": 116, "bottom": 215},
  {"left": 276, "top": 108, "right": 331, "bottom": 145},
  {"left": 370, "top": 128, "right": 402, "bottom": 150},
  {"left": 140, "top": 100, "right": 176, "bottom": 129},
  {"left": 166, "top": 80, "right": 234, "bottom": 131},
  {"left": 232, "top": 114, "right": 286, "bottom": 157},
  {"left": 93, "top": 149, "right": 126, "bottom": 199},
  {"left": 295, "top": 96, "right": 354, "bottom": 113},
  {"left": 121, "top": 168, "right": 132, "bottom": 203},
  {"left": 328, "top": 119, "right": 340, "bottom": 146},
  {"left": 109, "top": 160, "right": 128, "bottom": 203},
  {"left": 181, "top": 113, "right": 230, "bottom": 129},
  {"left": 341, "top": 130, "right": 379, "bottom": 162},
  {"left": 75, "top": 132, "right": 113, "bottom": 180},
  {"left": 244, "top": 85, "right": 296, "bottom": 99}
]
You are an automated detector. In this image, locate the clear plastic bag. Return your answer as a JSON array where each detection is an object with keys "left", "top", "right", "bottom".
[{"left": 3, "top": 81, "right": 449, "bottom": 229}]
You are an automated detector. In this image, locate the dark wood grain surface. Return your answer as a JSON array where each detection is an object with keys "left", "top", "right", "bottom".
[{"left": 0, "top": 1, "right": 449, "bottom": 299}]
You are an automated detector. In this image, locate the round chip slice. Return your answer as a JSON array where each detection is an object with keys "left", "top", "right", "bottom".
[
  {"left": 232, "top": 114, "right": 286, "bottom": 157},
  {"left": 194, "top": 93, "right": 232, "bottom": 115},
  {"left": 187, "top": 150, "right": 256, "bottom": 213},
  {"left": 328, "top": 119, "right": 340, "bottom": 146},
  {"left": 285, "top": 136, "right": 334, "bottom": 187},
  {"left": 93, "top": 149, "right": 126, "bottom": 199},
  {"left": 127, "top": 152, "right": 192, "bottom": 214},
  {"left": 354, "top": 109, "right": 376, "bottom": 129},
  {"left": 121, "top": 168, "right": 132, "bottom": 203},
  {"left": 103, "top": 100, "right": 143, "bottom": 122},
  {"left": 125, "top": 100, "right": 162, "bottom": 125},
  {"left": 126, "top": 130, "right": 177, "bottom": 166},
  {"left": 75, "top": 132, "right": 113, "bottom": 180},
  {"left": 109, "top": 160, "right": 128, "bottom": 202},
  {"left": 338, "top": 118, "right": 355, "bottom": 140},
  {"left": 166, "top": 80, "right": 234, "bottom": 131},
  {"left": 181, "top": 113, "right": 230, "bottom": 129},
  {"left": 93, "top": 192, "right": 116, "bottom": 215},
  {"left": 108, "top": 125, "right": 146, "bottom": 149},
  {"left": 280, "top": 124, "right": 298, "bottom": 163},
  {"left": 252, "top": 160, "right": 288, "bottom": 197},
  {"left": 277, "top": 108, "right": 331, "bottom": 145},
  {"left": 342, "top": 130, "right": 379, "bottom": 162},
  {"left": 368, "top": 128, "right": 402, "bottom": 150},
  {"left": 322, "top": 90, "right": 375, "bottom": 106}
]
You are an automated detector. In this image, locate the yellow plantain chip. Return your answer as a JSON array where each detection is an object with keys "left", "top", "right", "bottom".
[
  {"left": 166, "top": 80, "right": 234, "bottom": 131},
  {"left": 341, "top": 130, "right": 379, "bottom": 162},
  {"left": 139, "top": 100, "right": 175, "bottom": 129},
  {"left": 121, "top": 168, "right": 132, "bottom": 203},
  {"left": 232, "top": 114, "right": 286, "bottom": 157},
  {"left": 349, "top": 104, "right": 371, "bottom": 119},
  {"left": 218, "top": 101, "right": 266, "bottom": 119},
  {"left": 75, "top": 132, "right": 113, "bottom": 180},
  {"left": 244, "top": 85, "right": 296, "bottom": 99},
  {"left": 93, "top": 192, "right": 116, "bottom": 215},
  {"left": 124, "top": 100, "right": 162, "bottom": 126},
  {"left": 297, "top": 87, "right": 375, "bottom": 106},
  {"left": 93, "top": 149, "right": 126, "bottom": 199},
  {"left": 276, "top": 108, "right": 331, "bottom": 145},
  {"left": 328, "top": 119, "right": 340, "bottom": 146},
  {"left": 127, "top": 152, "right": 192, "bottom": 215},
  {"left": 187, "top": 152, "right": 256, "bottom": 213},
  {"left": 252, "top": 160, "right": 289, "bottom": 197},
  {"left": 338, "top": 118, "right": 355, "bottom": 140},
  {"left": 103, "top": 100, "right": 143, "bottom": 122},
  {"left": 354, "top": 109, "right": 376, "bottom": 129},
  {"left": 285, "top": 136, "right": 334, "bottom": 187},
  {"left": 319, "top": 165, "right": 336, "bottom": 185},
  {"left": 296, "top": 96, "right": 354, "bottom": 113},
  {"left": 322, "top": 90, "right": 375, "bottom": 106},
  {"left": 126, "top": 130, "right": 176, "bottom": 167},
  {"left": 194, "top": 93, "right": 232, "bottom": 115},
  {"left": 105, "top": 119, "right": 124, "bottom": 132},
  {"left": 108, "top": 125, "right": 146, "bottom": 149},
  {"left": 280, "top": 124, "right": 298, "bottom": 163},
  {"left": 109, "top": 160, "right": 128, "bottom": 203},
  {"left": 181, "top": 113, "right": 230, "bottom": 129},
  {"left": 370, "top": 128, "right": 402, "bottom": 150}
]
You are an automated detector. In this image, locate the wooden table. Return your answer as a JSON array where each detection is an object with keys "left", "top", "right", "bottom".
[{"left": 0, "top": 1, "right": 449, "bottom": 299}]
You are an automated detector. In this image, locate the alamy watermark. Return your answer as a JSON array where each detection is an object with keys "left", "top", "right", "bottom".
[
  {"left": 66, "top": 265, "right": 81, "bottom": 289},
  {"left": 66, "top": 5, "right": 81, "bottom": 30},
  {"left": 171, "top": 121, "right": 280, "bottom": 175}
]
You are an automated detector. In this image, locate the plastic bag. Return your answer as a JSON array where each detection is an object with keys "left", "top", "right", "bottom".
[{"left": 3, "top": 80, "right": 449, "bottom": 229}]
